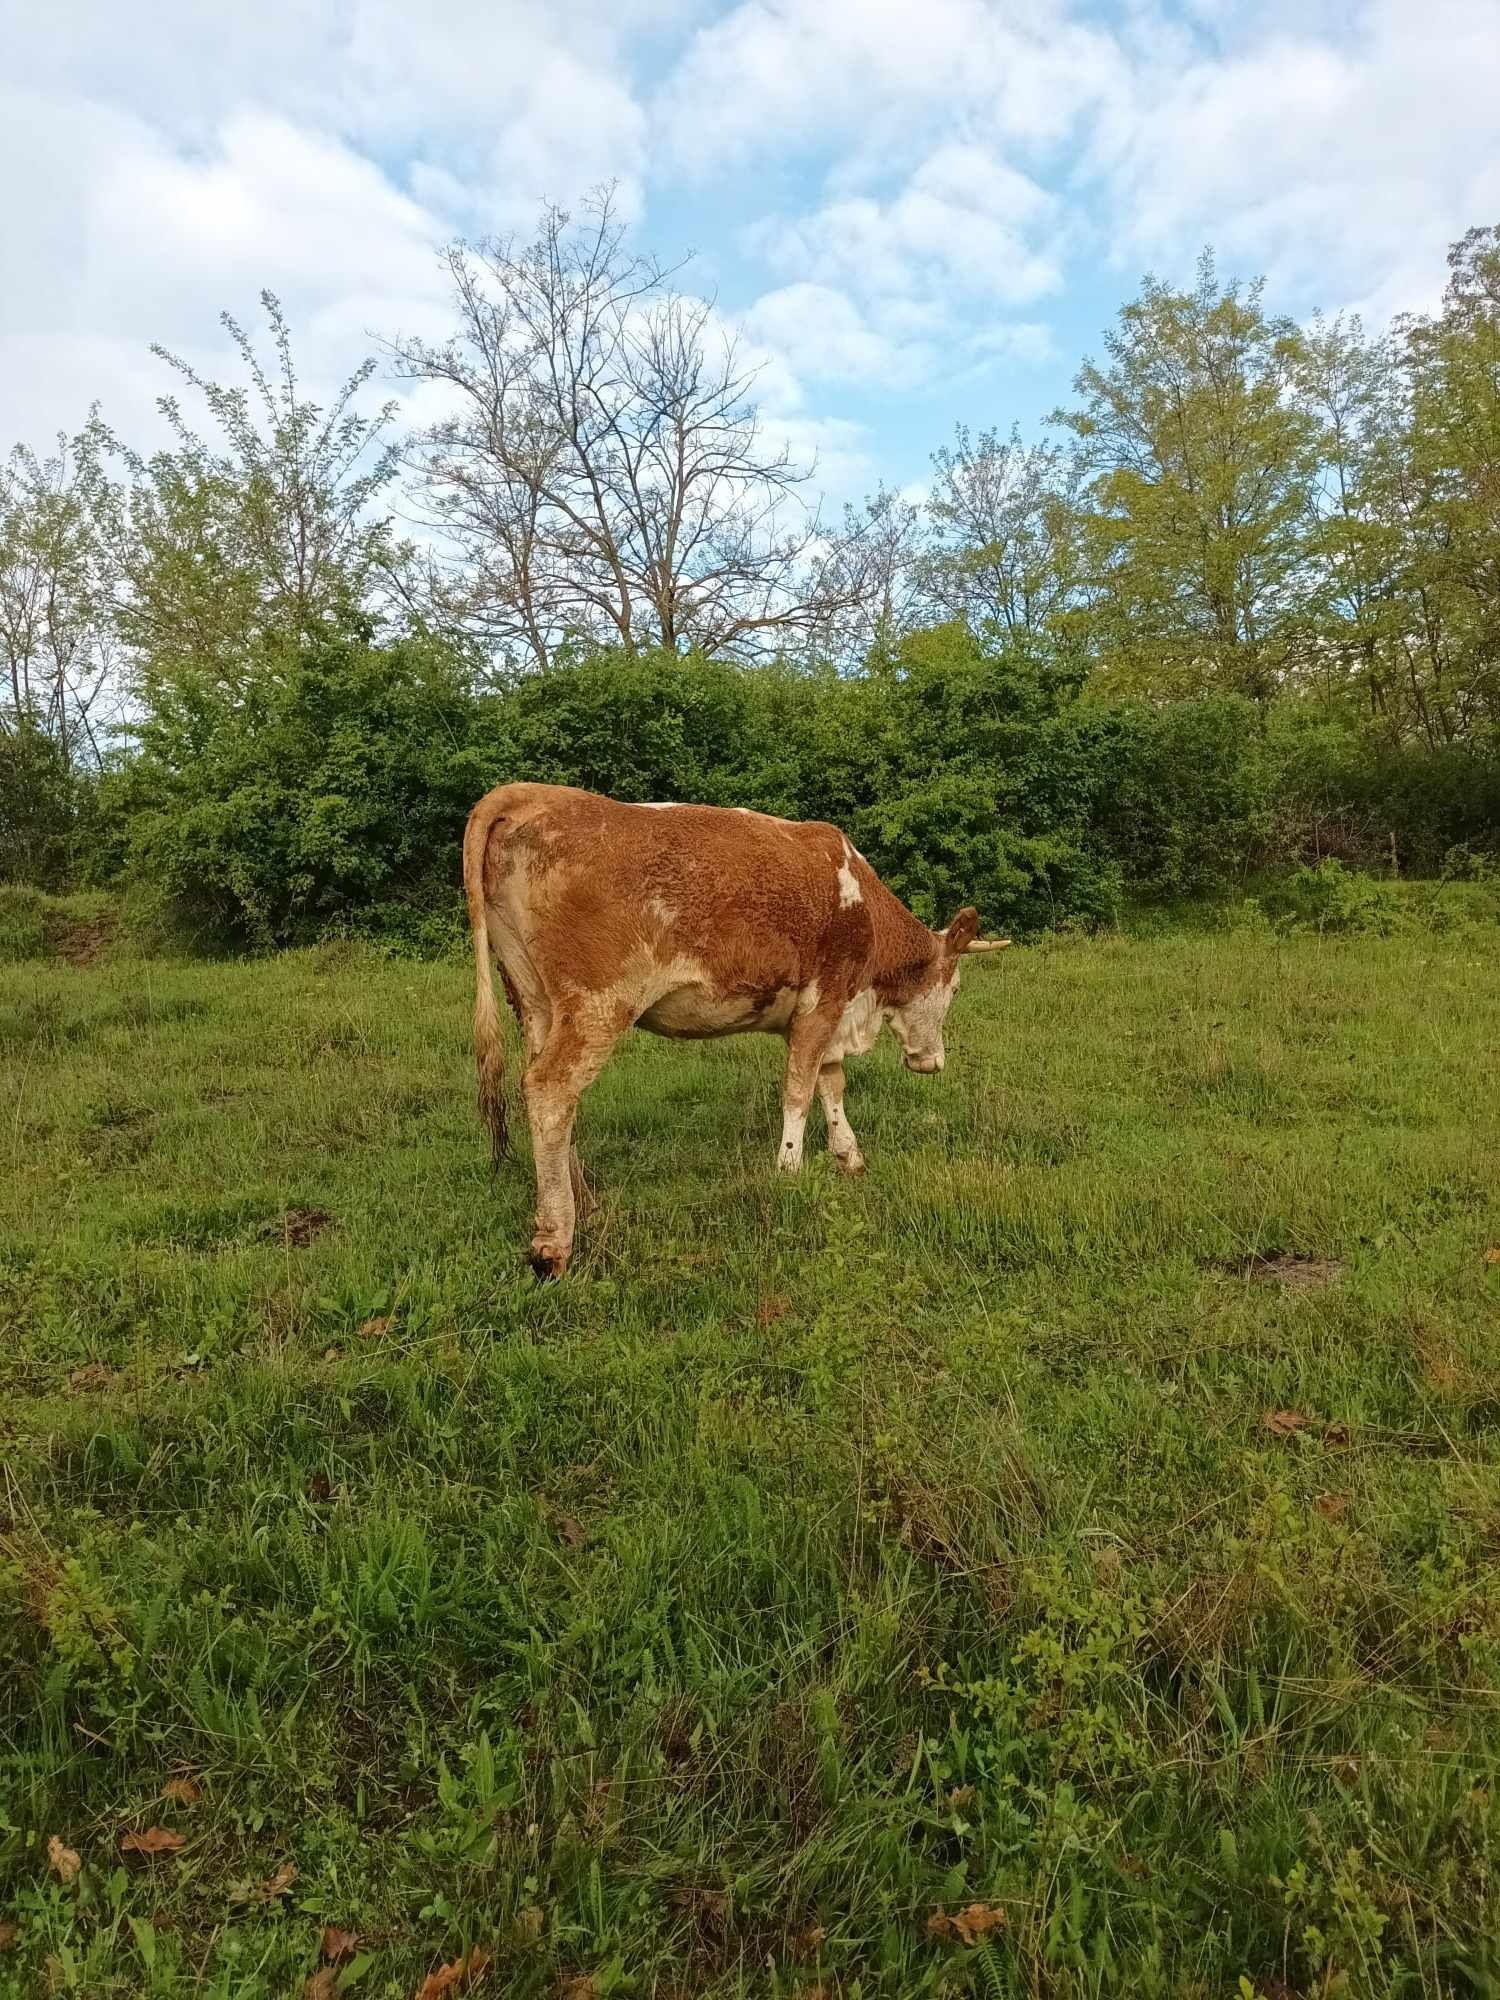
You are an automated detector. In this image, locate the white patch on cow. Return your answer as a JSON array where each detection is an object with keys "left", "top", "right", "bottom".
[
  {"left": 827, "top": 986, "right": 882, "bottom": 1061},
  {"left": 639, "top": 801, "right": 680, "bottom": 809},
  {"left": 821, "top": 1090, "right": 864, "bottom": 1171},
  {"left": 646, "top": 894, "right": 676, "bottom": 928},
  {"left": 795, "top": 980, "right": 821, "bottom": 1016},
  {"left": 778, "top": 1100, "right": 808, "bottom": 1172},
  {"left": 889, "top": 966, "right": 960, "bottom": 1072},
  {"left": 836, "top": 857, "right": 862, "bottom": 907},
  {"left": 634, "top": 955, "right": 796, "bottom": 1038}
]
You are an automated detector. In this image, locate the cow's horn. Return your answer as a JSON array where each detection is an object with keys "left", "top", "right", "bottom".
[{"left": 966, "top": 938, "right": 1012, "bottom": 953}]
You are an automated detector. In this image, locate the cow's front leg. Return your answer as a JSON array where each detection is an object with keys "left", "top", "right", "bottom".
[
  {"left": 817, "top": 1059, "right": 865, "bottom": 1174},
  {"left": 778, "top": 1011, "right": 834, "bottom": 1173}
]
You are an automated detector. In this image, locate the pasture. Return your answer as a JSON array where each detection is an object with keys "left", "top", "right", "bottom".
[{"left": 2, "top": 928, "right": 1499, "bottom": 1998}]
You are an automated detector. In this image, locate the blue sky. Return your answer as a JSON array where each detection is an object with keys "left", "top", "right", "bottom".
[{"left": 3, "top": 0, "right": 1497, "bottom": 510}]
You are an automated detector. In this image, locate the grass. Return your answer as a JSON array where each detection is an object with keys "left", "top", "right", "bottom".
[{"left": 2, "top": 926, "right": 1499, "bottom": 1998}]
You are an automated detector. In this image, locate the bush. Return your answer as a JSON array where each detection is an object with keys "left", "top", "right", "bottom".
[
  {"left": 110, "top": 631, "right": 495, "bottom": 947},
  {"left": 33, "top": 616, "right": 1500, "bottom": 950},
  {"left": 1257, "top": 860, "right": 1411, "bottom": 936},
  {"left": 0, "top": 724, "right": 86, "bottom": 888}
]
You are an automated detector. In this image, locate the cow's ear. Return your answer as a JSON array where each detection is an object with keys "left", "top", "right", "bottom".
[{"left": 943, "top": 907, "right": 980, "bottom": 957}]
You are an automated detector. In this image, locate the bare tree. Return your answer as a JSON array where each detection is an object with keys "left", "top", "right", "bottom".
[
  {"left": 391, "top": 191, "right": 849, "bottom": 668},
  {"left": 812, "top": 485, "right": 934, "bottom": 664},
  {"left": 0, "top": 433, "right": 121, "bottom": 768},
  {"left": 924, "top": 425, "right": 1083, "bottom": 642}
]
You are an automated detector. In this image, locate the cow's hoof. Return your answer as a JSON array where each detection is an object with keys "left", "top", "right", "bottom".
[
  {"left": 841, "top": 1154, "right": 866, "bottom": 1176},
  {"left": 529, "top": 1241, "right": 570, "bottom": 1281}
]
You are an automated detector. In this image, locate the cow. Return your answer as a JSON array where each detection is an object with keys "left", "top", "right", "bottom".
[{"left": 462, "top": 782, "right": 1009, "bottom": 1277}]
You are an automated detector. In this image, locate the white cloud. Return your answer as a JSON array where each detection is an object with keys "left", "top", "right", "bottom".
[
  {"left": 752, "top": 146, "right": 1063, "bottom": 311},
  {"left": 1089, "top": 0, "right": 1500, "bottom": 324},
  {"left": 656, "top": 0, "right": 1123, "bottom": 176},
  {"left": 742, "top": 285, "right": 934, "bottom": 388},
  {"left": 0, "top": 89, "right": 449, "bottom": 448}
]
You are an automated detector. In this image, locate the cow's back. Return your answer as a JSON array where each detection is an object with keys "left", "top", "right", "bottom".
[{"left": 476, "top": 785, "right": 876, "bottom": 1016}]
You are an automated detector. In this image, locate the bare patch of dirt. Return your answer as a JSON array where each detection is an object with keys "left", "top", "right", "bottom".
[
  {"left": 56, "top": 915, "right": 117, "bottom": 967},
  {"left": 1246, "top": 1253, "right": 1344, "bottom": 1288},
  {"left": 262, "top": 1207, "right": 334, "bottom": 1249},
  {"left": 1210, "top": 1252, "right": 1345, "bottom": 1289}
]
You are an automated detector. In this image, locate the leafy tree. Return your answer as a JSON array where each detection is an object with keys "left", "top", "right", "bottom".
[
  {"left": 1392, "top": 225, "right": 1500, "bottom": 741},
  {"left": 1055, "top": 251, "right": 1320, "bottom": 703},
  {"left": 91, "top": 293, "right": 401, "bottom": 695}
]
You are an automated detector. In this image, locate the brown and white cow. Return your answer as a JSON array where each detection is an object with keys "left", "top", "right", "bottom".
[{"left": 463, "top": 782, "right": 1008, "bottom": 1277}]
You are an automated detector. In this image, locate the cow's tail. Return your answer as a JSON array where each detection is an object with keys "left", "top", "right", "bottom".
[{"left": 463, "top": 790, "right": 510, "bottom": 1169}]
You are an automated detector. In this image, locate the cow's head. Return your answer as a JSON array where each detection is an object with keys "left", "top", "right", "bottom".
[{"left": 887, "top": 908, "right": 1008, "bottom": 1073}]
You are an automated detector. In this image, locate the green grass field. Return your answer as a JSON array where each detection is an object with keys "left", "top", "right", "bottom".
[{"left": 3, "top": 929, "right": 1499, "bottom": 1998}]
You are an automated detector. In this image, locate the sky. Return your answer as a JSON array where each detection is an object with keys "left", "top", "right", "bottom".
[{"left": 3, "top": 0, "right": 1498, "bottom": 512}]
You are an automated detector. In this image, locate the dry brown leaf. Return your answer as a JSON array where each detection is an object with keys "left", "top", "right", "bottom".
[
  {"left": 513, "top": 1906, "right": 544, "bottom": 1942},
  {"left": 304, "top": 1973, "right": 340, "bottom": 2000},
  {"left": 47, "top": 1837, "right": 81, "bottom": 1883},
  {"left": 1314, "top": 1492, "right": 1349, "bottom": 1521},
  {"left": 321, "top": 1925, "right": 360, "bottom": 1962},
  {"left": 413, "top": 1945, "right": 492, "bottom": 1999},
  {"left": 755, "top": 1294, "right": 790, "bottom": 1328},
  {"left": 229, "top": 1860, "right": 297, "bottom": 1904},
  {"left": 554, "top": 1515, "right": 586, "bottom": 1549},
  {"left": 1262, "top": 1408, "right": 1313, "bottom": 1436},
  {"left": 358, "top": 1316, "right": 393, "bottom": 1340},
  {"left": 947, "top": 1785, "right": 976, "bottom": 1809},
  {"left": 0, "top": 1920, "right": 19, "bottom": 1949},
  {"left": 555, "top": 1979, "right": 599, "bottom": 2000},
  {"left": 306, "top": 1471, "right": 335, "bottom": 1504},
  {"left": 161, "top": 1775, "right": 202, "bottom": 1807},
  {"left": 928, "top": 1902, "right": 1007, "bottom": 1946},
  {"left": 793, "top": 1922, "right": 827, "bottom": 1958},
  {"left": 119, "top": 1827, "right": 185, "bottom": 1858},
  {"left": 1483, "top": 1246, "right": 1500, "bottom": 1266}
]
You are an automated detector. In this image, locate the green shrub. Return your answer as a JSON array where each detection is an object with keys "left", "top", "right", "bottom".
[
  {"left": 1260, "top": 860, "right": 1412, "bottom": 936},
  {"left": 111, "top": 630, "right": 494, "bottom": 947},
  {"left": 0, "top": 723, "right": 86, "bottom": 888}
]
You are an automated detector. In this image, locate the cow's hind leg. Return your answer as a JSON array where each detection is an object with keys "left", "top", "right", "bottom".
[
  {"left": 523, "top": 1010, "right": 621, "bottom": 1278},
  {"left": 512, "top": 983, "right": 595, "bottom": 1220},
  {"left": 817, "top": 1059, "right": 865, "bottom": 1174}
]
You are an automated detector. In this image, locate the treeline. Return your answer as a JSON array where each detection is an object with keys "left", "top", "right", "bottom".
[{"left": 3, "top": 202, "right": 1499, "bottom": 942}]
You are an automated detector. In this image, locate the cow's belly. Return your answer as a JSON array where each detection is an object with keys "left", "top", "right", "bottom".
[{"left": 636, "top": 979, "right": 799, "bottom": 1039}]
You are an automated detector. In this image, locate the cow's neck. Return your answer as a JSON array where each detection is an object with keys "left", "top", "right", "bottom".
[{"left": 866, "top": 878, "right": 940, "bottom": 1004}]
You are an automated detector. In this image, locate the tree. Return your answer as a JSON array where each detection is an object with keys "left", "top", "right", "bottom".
[
  {"left": 0, "top": 434, "right": 119, "bottom": 769},
  {"left": 1054, "top": 251, "right": 1320, "bottom": 704},
  {"left": 1391, "top": 224, "right": 1500, "bottom": 741},
  {"left": 91, "top": 293, "right": 401, "bottom": 695},
  {"left": 924, "top": 425, "right": 1082, "bottom": 647},
  {"left": 812, "top": 485, "right": 932, "bottom": 665},
  {"left": 1293, "top": 314, "right": 1409, "bottom": 730},
  {"left": 392, "top": 190, "right": 854, "bottom": 669}
]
